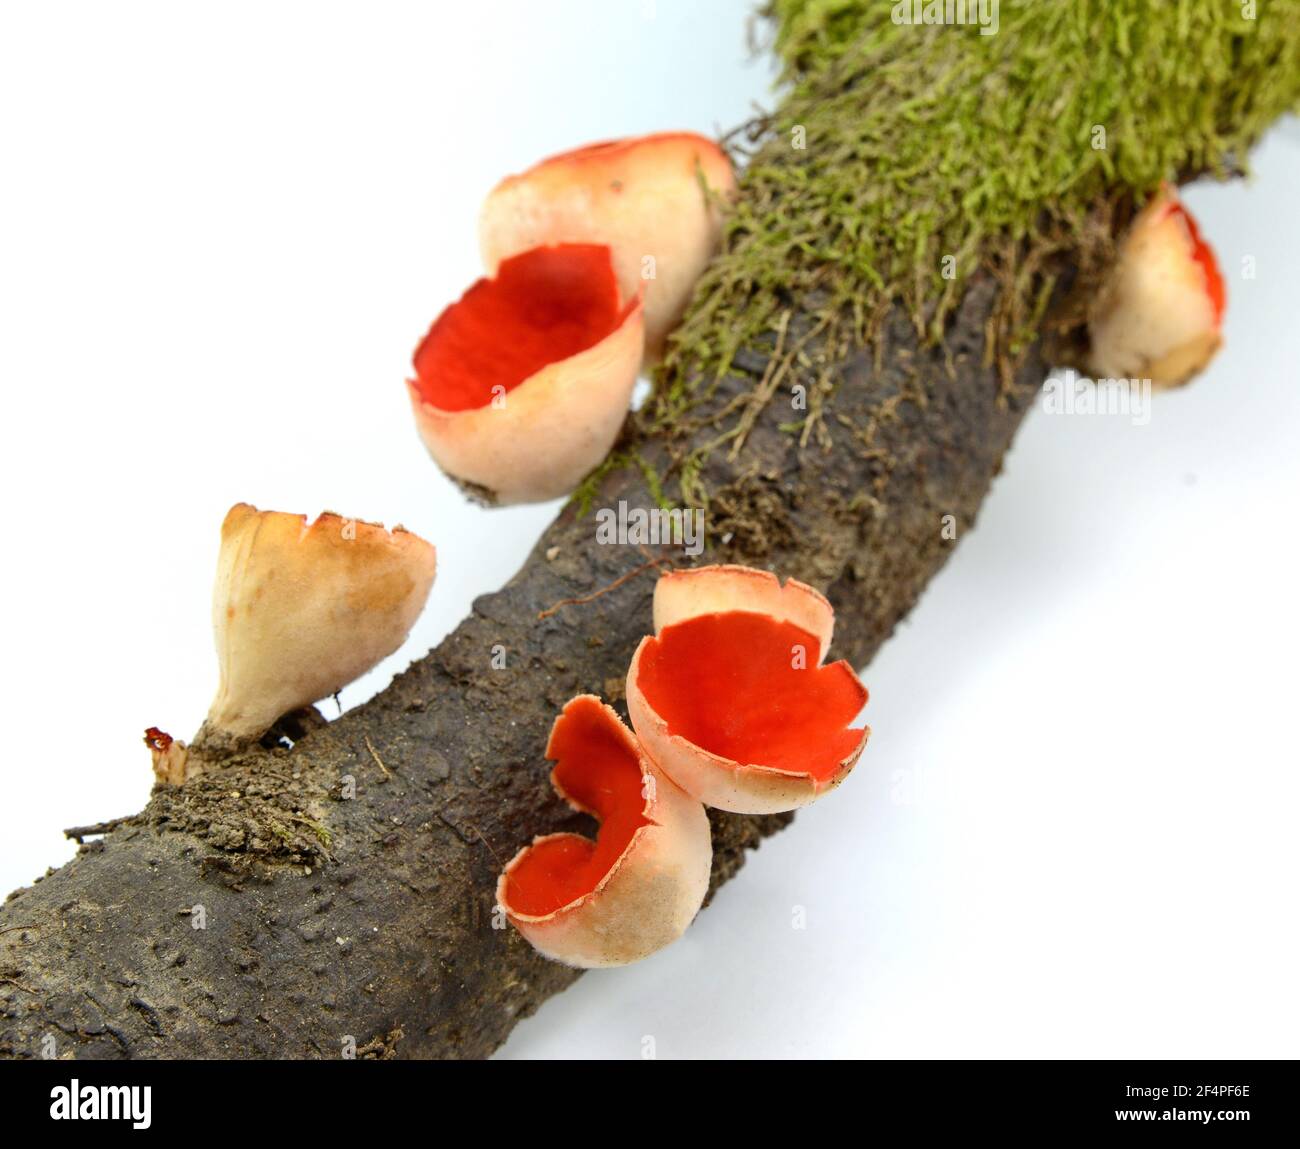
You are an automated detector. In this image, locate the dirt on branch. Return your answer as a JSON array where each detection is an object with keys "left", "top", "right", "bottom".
[{"left": 0, "top": 276, "right": 1043, "bottom": 1059}]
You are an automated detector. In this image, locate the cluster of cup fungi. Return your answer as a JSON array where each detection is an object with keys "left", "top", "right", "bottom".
[{"left": 152, "top": 131, "right": 1224, "bottom": 967}]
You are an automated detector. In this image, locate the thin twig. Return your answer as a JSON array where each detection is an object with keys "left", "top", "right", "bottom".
[
  {"left": 64, "top": 817, "right": 130, "bottom": 843},
  {"left": 537, "top": 557, "right": 674, "bottom": 621},
  {"left": 0, "top": 977, "right": 38, "bottom": 996},
  {"left": 468, "top": 824, "right": 504, "bottom": 869},
  {"left": 363, "top": 735, "right": 392, "bottom": 780}
]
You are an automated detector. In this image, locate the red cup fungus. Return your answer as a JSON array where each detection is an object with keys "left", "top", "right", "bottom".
[
  {"left": 496, "top": 694, "right": 712, "bottom": 968},
  {"left": 407, "top": 243, "right": 644, "bottom": 504},
  {"left": 1088, "top": 184, "right": 1226, "bottom": 388},
  {"left": 627, "top": 565, "right": 870, "bottom": 814},
  {"left": 203, "top": 503, "right": 437, "bottom": 748},
  {"left": 479, "top": 132, "right": 736, "bottom": 360}
]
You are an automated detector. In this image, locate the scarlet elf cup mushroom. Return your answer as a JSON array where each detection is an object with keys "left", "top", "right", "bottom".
[
  {"left": 407, "top": 243, "right": 644, "bottom": 504},
  {"left": 1088, "top": 184, "right": 1226, "bottom": 388},
  {"left": 195, "top": 503, "right": 437, "bottom": 754},
  {"left": 479, "top": 131, "right": 737, "bottom": 360},
  {"left": 627, "top": 565, "right": 870, "bottom": 815},
  {"left": 496, "top": 695, "right": 712, "bottom": 968}
]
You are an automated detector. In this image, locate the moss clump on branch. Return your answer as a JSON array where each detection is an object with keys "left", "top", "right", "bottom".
[{"left": 636, "top": 0, "right": 1300, "bottom": 508}]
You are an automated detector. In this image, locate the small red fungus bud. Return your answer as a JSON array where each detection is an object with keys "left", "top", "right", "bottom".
[
  {"left": 1088, "top": 184, "right": 1226, "bottom": 388},
  {"left": 144, "top": 727, "right": 172, "bottom": 753},
  {"left": 479, "top": 132, "right": 736, "bottom": 360},
  {"left": 145, "top": 726, "right": 188, "bottom": 785},
  {"left": 205, "top": 504, "right": 436, "bottom": 743},
  {"left": 627, "top": 565, "right": 870, "bottom": 814},
  {"left": 496, "top": 694, "right": 711, "bottom": 968},
  {"left": 407, "top": 244, "right": 644, "bottom": 504}
]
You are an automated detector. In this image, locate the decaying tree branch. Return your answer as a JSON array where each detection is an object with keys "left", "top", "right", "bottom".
[
  {"left": 3, "top": 2, "right": 1298, "bottom": 1059},
  {"left": 0, "top": 278, "right": 1045, "bottom": 1060}
]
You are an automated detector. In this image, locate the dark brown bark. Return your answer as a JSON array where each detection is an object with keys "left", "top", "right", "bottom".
[{"left": 0, "top": 271, "right": 1044, "bottom": 1059}]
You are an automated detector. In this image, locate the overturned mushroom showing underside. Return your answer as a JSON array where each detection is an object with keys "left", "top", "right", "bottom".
[
  {"left": 627, "top": 565, "right": 870, "bottom": 815},
  {"left": 497, "top": 694, "right": 712, "bottom": 968},
  {"left": 479, "top": 131, "right": 736, "bottom": 360},
  {"left": 407, "top": 243, "right": 644, "bottom": 505},
  {"left": 200, "top": 503, "right": 436, "bottom": 752},
  {"left": 1088, "top": 184, "right": 1226, "bottom": 388}
]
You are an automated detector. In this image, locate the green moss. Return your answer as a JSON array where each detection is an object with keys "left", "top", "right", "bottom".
[
  {"left": 571, "top": 452, "right": 628, "bottom": 518},
  {"left": 299, "top": 817, "right": 332, "bottom": 849},
  {"left": 635, "top": 0, "right": 1300, "bottom": 506},
  {"left": 571, "top": 448, "right": 672, "bottom": 516}
]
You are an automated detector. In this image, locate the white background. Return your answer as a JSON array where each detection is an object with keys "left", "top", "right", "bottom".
[{"left": 1, "top": 1, "right": 1297, "bottom": 1060}]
